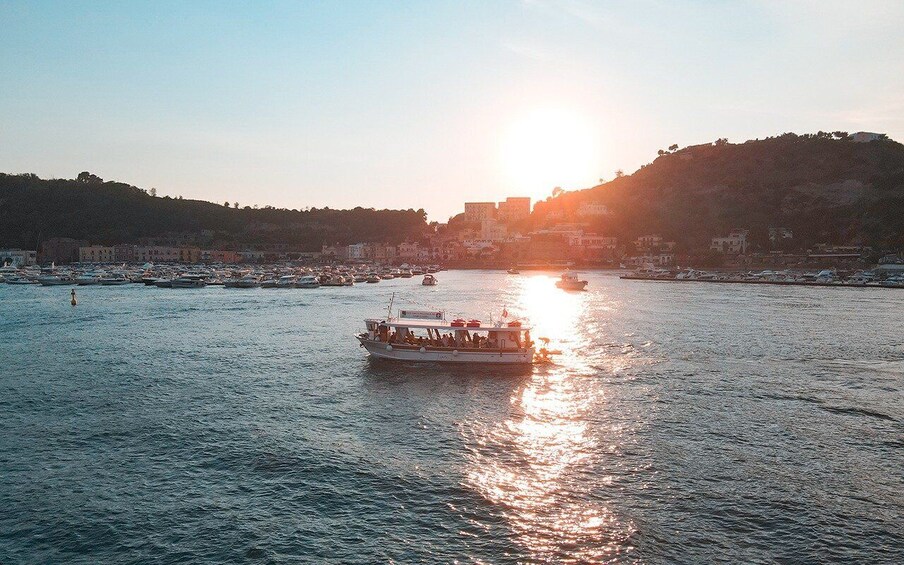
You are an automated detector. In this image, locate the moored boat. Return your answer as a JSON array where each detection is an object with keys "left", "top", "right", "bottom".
[
  {"left": 295, "top": 275, "right": 320, "bottom": 288},
  {"left": 422, "top": 274, "right": 437, "bottom": 286},
  {"left": 170, "top": 273, "right": 207, "bottom": 288},
  {"left": 38, "top": 274, "right": 76, "bottom": 286}
]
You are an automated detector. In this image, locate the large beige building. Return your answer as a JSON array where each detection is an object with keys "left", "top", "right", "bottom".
[
  {"left": 464, "top": 202, "right": 496, "bottom": 222},
  {"left": 497, "top": 197, "right": 531, "bottom": 221},
  {"left": 79, "top": 246, "right": 115, "bottom": 263}
]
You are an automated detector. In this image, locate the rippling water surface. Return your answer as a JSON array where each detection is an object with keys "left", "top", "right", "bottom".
[{"left": 1, "top": 271, "right": 902, "bottom": 563}]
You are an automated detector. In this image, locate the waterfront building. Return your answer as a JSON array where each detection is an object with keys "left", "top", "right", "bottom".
[
  {"left": 79, "top": 245, "right": 115, "bottom": 263},
  {"left": 201, "top": 250, "right": 240, "bottom": 263},
  {"left": 321, "top": 244, "right": 348, "bottom": 260},
  {"left": 710, "top": 230, "right": 749, "bottom": 254},
  {"left": 634, "top": 235, "right": 664, "bottom": 250},
  {"left": 114, "top": 244, "right": 136, "bottom": 263},
  {"left": 39, "top": 237, "right": 87, "bottom": 264},
  {"left": 0, "top": 248, "right": 38, "bottom": 267},
  {"left": 133, "top": 246, "right": 201, "bottom": 263},
  {"left": 626, "top": 252, "right": 675, "bottom": 267},
  {"left": 347, "top": 243, "right": 367, "bottom": 260}
]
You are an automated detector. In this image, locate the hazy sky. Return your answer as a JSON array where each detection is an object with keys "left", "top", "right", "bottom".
[{"left": 2, "top": 1, "right": 903, "bottom": 221}]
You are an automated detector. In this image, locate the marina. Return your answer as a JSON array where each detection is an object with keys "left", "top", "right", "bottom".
[{"left": 622, "top": 267, "right": 904, "bottom": 288}]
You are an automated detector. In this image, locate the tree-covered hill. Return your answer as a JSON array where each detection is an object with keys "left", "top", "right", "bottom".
[
  {"left": 0, "top": 173, "right": 428, "bottom": 250},
  {"left": 532, "top": 133, "right": 904, "bottom": 250}
]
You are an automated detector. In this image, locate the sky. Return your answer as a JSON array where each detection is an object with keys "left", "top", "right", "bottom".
[{"left": 2, "top": 0, "right": 903, "bottom": 221}]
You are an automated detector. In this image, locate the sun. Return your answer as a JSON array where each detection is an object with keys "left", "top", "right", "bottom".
[{"left": 500, "top": 108, "right": 600, "bottom": 201}]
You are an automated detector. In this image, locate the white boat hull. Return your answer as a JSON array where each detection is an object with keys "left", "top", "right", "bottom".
[{"left": 358, "top": 338, "right": 534, "bottom": 364}]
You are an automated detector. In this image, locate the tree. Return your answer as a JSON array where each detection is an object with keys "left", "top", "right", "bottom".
[
  {"left": 551, "top": 186, "right": 564, "bottom": 198},
  {"left": 658, "top": 149, "right": 666, "bottom": 156},
  {"left": 76, "top": 171, "right": 103, "bottom": 184},
  {"left": 669, "top": 143, "right": 679, "bottom": 152},
  {"left": 233, "top": 202, "right": 239, "bottom": 208},
  {"left": 224, "top": 201, "right": 230, "bottom": 207},
  {"left": 149, "top": 187, "right": 157, "bottom": 197},
  {"left": 615, "top": 169, "right": 624, "bottom": 178}
]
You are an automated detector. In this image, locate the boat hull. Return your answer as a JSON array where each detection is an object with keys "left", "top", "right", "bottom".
[
  {"left": 359, "top": 338, "right": 534, "bottom": 364},
  {"left": 556, "top": 281, "right": 587, "bottom": 290}
]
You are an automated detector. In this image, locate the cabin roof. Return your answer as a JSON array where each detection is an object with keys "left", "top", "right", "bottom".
[{"left": 365, "top": 318, "right": 531, "bottom": 331}]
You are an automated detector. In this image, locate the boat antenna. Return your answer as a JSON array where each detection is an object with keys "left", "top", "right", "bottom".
[{"left": 387, "top": 292, "right": 395, "bottom": 320}]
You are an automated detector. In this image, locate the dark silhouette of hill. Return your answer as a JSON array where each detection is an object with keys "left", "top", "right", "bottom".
[
  {"left": 532, "top": 133, "right": 904, "bottom": 250},
  {"left": 0, "top": 173, "right": 428, "bottom": 250}
]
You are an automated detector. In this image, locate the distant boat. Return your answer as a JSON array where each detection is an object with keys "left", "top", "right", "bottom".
[
  {"left": 507, "top": 267, "right": 520, "bottom": 274},
  {"left": 422, "top": 274, "right": 437, "bottom": 286},
  {"left": 555, "top": 272, "right": 588, "bottom": 291},
  {"left": 99, "top": 275, "right": 130, "bottom": 285},
  {"left": 76, "top": 272, "right": 104, "bottom": 285},
  {"left": 38, "top": 274, "right": 75, "bottom": 286},
  {"left": 275, "top": 275, "right": 297, "bottom": 288},
  {"left": 295, "top": 275, "right": 320, "bottom": 288},
  {"left": 171, "top": 274, "right": 207, "bottom": 288}
]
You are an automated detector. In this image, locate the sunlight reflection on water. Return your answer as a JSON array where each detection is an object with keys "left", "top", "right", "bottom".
[{"left": 464, "top": 274, "right": 635, "bottom": 562}]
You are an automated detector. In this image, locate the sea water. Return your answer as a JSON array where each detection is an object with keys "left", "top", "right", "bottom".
[{"left": 1, "top": 271, "right": 902, "bottom": 563}]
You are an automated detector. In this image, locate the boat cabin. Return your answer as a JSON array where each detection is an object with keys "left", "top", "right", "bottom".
[{"left": 362, "top": 310, "right": 532, "bottom": 352}]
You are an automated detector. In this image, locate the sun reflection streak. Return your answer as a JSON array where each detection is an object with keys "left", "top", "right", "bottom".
[{"left": 463, "top": 274, "right": 635, "bottom": 562}]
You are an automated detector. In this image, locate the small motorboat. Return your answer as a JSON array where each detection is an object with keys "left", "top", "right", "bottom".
[
  {"left": 422, "top": 274, "right": 437, "bottom": 286},
  {"left": 555, "top": 272, "right": 588, "bottom": 291},
  {"left": 507, "top": 267, "right": 520, "bottom": 274}
]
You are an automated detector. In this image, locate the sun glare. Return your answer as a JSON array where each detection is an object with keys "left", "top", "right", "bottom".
[{"left": 501, "top": 109, "right": 600, "bottom": 201}]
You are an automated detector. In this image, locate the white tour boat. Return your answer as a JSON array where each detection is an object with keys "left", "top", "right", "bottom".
[{"left": 357, "top": 309, "right": 535, "bottom": 364}]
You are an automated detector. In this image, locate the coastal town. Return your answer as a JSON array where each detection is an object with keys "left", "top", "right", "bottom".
[{"left": 2, "top": 193, "right": 902, "bottom": 273}]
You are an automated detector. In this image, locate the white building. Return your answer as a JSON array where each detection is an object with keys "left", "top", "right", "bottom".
[
  {"left": 347, "top": 243, "right": 366, "bottom": 260},
  {"left": 849, "top": 131, "right": 884, "bottom": 143},
  {"left": 634, "top": 235, "right": 663, "bottom": 249},
  {"left": 711, "top": 229, "right": 749, "bottom": 254},
  {"left": 0, "top": 248, "right": 37, "bottom": 267}
]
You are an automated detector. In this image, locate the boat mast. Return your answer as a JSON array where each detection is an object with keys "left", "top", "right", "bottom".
[{"left": 387, "top": 292, "right": 395, "bottom": 320}]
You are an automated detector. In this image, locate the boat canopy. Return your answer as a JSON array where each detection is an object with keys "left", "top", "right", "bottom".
[{"left": 365, "top": 317, "right": 531, "bottom": 332}]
